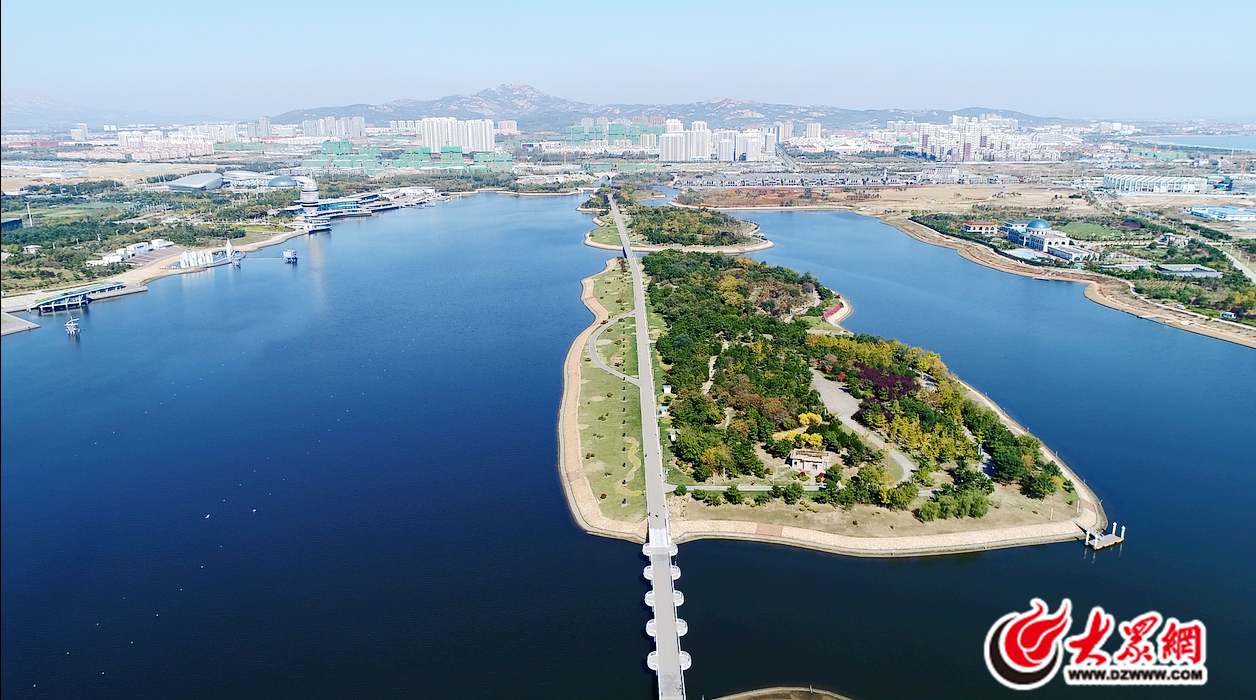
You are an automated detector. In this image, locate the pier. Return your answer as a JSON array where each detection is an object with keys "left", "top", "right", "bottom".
[
  {"left": 609, "top": 194, "right": 689, "bottom": 699},
  {"left": 1078, "top": 520, "right": 1126, "bottom": 550},
  {"left": 26, "top": 282, "right": 127, "bottom": 314}
]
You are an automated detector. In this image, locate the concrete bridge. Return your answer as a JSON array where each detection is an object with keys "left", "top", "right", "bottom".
[{"left": 608, "top": 194, "right": 690, "bottom": 699}]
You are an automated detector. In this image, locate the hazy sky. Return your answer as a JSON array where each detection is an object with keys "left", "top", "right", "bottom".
[{"left": 3, "top": 0, "right": 1252, "bottom": 122}]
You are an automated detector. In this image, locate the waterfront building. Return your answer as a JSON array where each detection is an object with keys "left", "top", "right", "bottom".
[
  {"left": 962, "top": 221, "right": 999, "bottom": 237},
  {"left": 1046, "top": 245, "right": 1097, "bottom": 262}
]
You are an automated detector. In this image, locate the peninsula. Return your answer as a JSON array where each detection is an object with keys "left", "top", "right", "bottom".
[{"left": 559, "top": 224, "right": 1105, "bottom": 559}]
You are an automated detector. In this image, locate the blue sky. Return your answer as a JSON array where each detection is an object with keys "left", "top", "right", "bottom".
[{"left": 2, "top": 0, "right": 1252, "bottom": 122}]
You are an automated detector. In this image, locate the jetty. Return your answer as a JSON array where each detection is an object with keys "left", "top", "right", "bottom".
[
  {"left": 609, "top": 193, "right": 690, "bottom": 699},
  {"left": 1078, "top": 520, "right": 1126, "bottom": 550},
  {"left": 26, "top": 281, "right": 127, "bottom": 314}
]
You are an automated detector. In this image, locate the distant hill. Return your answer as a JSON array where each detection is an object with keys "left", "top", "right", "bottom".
[
  {"left": 0, "top": 94, "right": 219, "bottom": 131},
  {"left": 270, "top": 84, "right": 1069, "bottom": 132},
  {"left": 2, "top": 85, "right": 1069, "bottom": 132}
]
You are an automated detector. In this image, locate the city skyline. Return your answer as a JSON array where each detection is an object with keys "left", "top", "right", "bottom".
[{"left": 2, "top": 0, "right": 1253, "bottom": 124}]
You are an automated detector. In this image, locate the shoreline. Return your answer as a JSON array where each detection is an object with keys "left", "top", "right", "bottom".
[
  {"left": 664, "top": 200, "right": 1255, "bottom": 349},
  {"left": 558, "top": 260, "right": 1107, "bottom": 558},
  {"left": 556, "top": 258, "right": 649, "bottom": 544},
  {"left": 881, "top": 214, "right": 1256, "bottom": 350}
]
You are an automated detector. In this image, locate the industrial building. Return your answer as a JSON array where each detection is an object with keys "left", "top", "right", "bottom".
[
  {"left": 1188, "top": 206, "right": 1256, "bottom": 222},
  {"left": 1102, "top": 174, "right": 1208, "bottom": 193}
]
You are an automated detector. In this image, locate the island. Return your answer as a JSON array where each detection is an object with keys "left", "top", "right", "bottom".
[
  {"left": 559, "top": 245, "right": 1106, "bottom": 557},
  {"left": 579, "top": 184, "right": 774, "bottom": 254}
]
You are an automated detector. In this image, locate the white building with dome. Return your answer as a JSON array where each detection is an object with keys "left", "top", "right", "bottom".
[{"left": 1005, "top": 218, "right": 1096, "bottom": 262}]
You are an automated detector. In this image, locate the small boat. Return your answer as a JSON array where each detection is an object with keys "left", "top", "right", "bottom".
[
  {"left": 65, "top": 317, "right": 80, "bottom": 335},
  {"left": 283, "top": 249, "right": 298, "bottom": 264}
]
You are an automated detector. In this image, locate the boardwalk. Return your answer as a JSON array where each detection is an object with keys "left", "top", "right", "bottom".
[{"left": 608, "top": 195, "right": 689, "bottom": 699}]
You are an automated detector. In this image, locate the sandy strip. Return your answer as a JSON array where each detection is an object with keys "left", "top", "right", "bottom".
[{"left": 556, "top": 258, "right": 650, "bottom": 543}]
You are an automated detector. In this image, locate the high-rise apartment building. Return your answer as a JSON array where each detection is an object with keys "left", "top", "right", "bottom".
[
  {"left": 420, "top": 117, "right": 496, "bottom": 153},
  {"left": 684, "top": 127, "right": 712, "bottom": 161},
  {"left": 664, "top": 119, "right": 684, "bottom": 133},
  {"left": 258, "top": 116, "right": 271, "bottom": 137},
  {"left": 805, "top": 122, "right": 822, "bottom": 138},
  {"left": 659, "top": 132, "right": 687, "bottom": 161}
]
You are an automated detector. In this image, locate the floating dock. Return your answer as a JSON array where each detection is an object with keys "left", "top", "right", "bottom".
[{"left": 1079, "top": 520, "right": 1126, "bottom": 550}]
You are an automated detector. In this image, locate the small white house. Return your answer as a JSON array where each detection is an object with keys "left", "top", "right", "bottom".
[
  {"left": 22, "top": 244, "right": 42, "bottom": 255},
  {"left": 150, "top": 238, "right": 175, "bottom": 249}
]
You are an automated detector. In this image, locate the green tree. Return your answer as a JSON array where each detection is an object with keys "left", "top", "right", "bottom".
[{"left": 782, "top": 482, "right": 804, "bottom": 505}]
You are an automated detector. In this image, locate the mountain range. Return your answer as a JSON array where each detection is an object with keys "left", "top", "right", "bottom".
[
  {"left": 2, "top": 85, "right": 1069, "bottom": 132},
  {"left": 0, "top": 94, "right": 219, "bottom": 131},
  {"left": 270, "top": 84, "right": 1068, "bottom": 132}
]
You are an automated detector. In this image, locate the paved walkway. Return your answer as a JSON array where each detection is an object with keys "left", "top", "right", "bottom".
[
  {"left": 809, "top": 369, "right": 917, "bottom": 481},
  {"left": 609, "top": 194, "right": 688, "bottom": 700},
  {"left": 588, "top": 310, "right": 639, "bottom": 386}
]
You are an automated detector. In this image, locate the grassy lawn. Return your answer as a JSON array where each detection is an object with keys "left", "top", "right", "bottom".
[
  {"left": 578, "top": 264, "right": 647, "bottom": 522},
  {"left": 579, "top": 343, "right": 647, "bottom": 521},
  {"left": 1059, "top": 222, "right": 1148, "bottom": 242},
  {"left": 589, "top": 224, "right": 624, "bottom": 247}
]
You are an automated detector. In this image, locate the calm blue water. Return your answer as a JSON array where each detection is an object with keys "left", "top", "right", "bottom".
[
  {"left": 1144, "top": 135, "right": 1256, "bottom": 151},
  {"left": 3, "top": 197, "right": 1254, "bottom": 699}
]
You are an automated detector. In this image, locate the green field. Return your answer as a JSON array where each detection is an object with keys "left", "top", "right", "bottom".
[
  {"left": 578, "top": 263, "right": 647, "bottom": 521},
  {"left": 1058, "top": 222, "right": 1147, "bottom": 241}
]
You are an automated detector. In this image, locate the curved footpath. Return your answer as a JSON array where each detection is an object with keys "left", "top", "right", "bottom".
[{"left": 558, "top": 265, "right": 1108, "bottom": 558}]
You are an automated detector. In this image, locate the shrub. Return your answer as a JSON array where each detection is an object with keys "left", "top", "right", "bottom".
[
  {"left": 782, "top": 482, "right": 804, "bottom": 505},
  {"left": 673, "top": 484, "right": 687, "bottom": 496}
]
